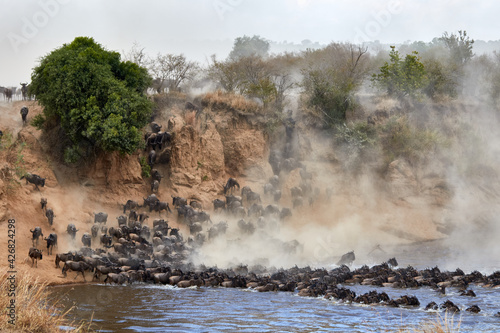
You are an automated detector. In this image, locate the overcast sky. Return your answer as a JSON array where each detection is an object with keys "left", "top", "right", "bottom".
[{"left": 1, "top": 0, "right": 499, "bottom": 86}]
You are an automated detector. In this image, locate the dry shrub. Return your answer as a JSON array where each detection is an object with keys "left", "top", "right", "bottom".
[
  {"left": 201, "top": 90, "right": 261, "bottom": 114},
  {"left": 0, "top": 272, "right": 94, "bottom": 332}
]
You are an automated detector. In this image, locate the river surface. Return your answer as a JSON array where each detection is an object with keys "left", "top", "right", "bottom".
[{"left": 50, "top": 240, "right": 500, "bottom": 332}]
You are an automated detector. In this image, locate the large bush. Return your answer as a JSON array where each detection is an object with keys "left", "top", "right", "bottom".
[
  {"left": 372, "top": 46, "right": 427, "bottom": 99},
  {"left": 30, "top": 37, "right": 152, "bottom": 162}
]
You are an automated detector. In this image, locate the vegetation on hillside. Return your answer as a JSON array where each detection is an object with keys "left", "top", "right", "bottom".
[{"left": 25, "top": 30, "right": 500, "bottom": 172}]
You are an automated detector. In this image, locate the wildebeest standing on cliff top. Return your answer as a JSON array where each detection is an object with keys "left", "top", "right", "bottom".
[
  {"left": 20, "top": 82, "right": 28, "bottom": 100},
  {"left": 4, "top": 88, "right": 12, "bottom": 102}
]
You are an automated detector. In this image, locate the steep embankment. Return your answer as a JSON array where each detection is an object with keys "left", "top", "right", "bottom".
[{"left": 0, "top": 96, "right": 452, "bottom": 286}]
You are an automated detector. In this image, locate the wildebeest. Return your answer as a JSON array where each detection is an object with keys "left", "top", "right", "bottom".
[
  {"left": 237, "top": 219, "right": 255, "bottom": 235},
  {"left": 81, "top": 233, "right": 92, "bottom": 247},
  {"left": 20, "top": 173, "right": 45, "bottom": 190},
  {"left": 208, "top": 221, "right": 228, "bottom": 240},
  {"left": 45, "top": 208, "right": 54, "bottom": 226},
  {"left": 224, "top": 177, "right": 240, "bottom": 194},
  {"left": 189, "top": 222, "right": 203, "bottom": 235},
  {"left": 20, "top": 83, "right": 29, "bottom": 100},
  {"left": 40, "top": 197, "right": 47, "bottom": 210},
  {"left": 263, "top": 183, "right": 274, "bottom": 194},
  {"left": 100, "top": 234, "right": 112, "bottom": 247},
  {"left": 152, "top": 201, "right": 172, "bottom": 214},
  {"left": 94, "top": 212, "right": 108, "bottom": 224},
  {"left": 91, "top": 224, "right": 99, "bottom": 238},
  {"left": 30, "top": 227, "right": 43, "bottom": 247},
  {"left": 154, "top": 131, "right": 171, "bottom": 150},
  {"left": 387, "top": 257, "right": 398, "bottom": 267},
  {"left": 104, "top": 272, "right": 130, "bottom": 284},
  {"left": 4, "top": 88, "right": 12, "bottom": 102},
  {"left": 29, "top": 247, "right": 43, "bottom": 267},
  {"left": 292, "top": 196, "right": 303, "bottom": 209},
  {"left": 148, "top": 150, "right": 156, "bottom": 167},
  {"left": 280, "top": 207, "right": 292, "bottom": 221},
  {"left": 144, "top": 194, "right": 159, "bottom": 210},
  {"left": 55, "top": 252, "right": 82, "bottom": 268},
  {"left": 213, "top": 198, "right": 225, "bottom": 212},
  {"left": 151, "top": 122, "right": 162, "bottom": 133},
  {"left": 186, "top": 211, "right": 212, "bottom": 224},
  {"left": 247, "top": 203, "right": 263, "bottom": 217},
  {"left": 20, "top": 106, "right": 29, "bottom": 125},
  {"left": 93, "top": 265, "right": 121, "bottom": 281},
  {"left": 263, "top": 204, "right": 280, "bottom": 217},
  {"left": 123, "top": 199, "right": 140, "bottom": 213},
  {"left": 269, "top": 175, "right": 280, "bottom": 188},
  {"left": 116, "top": 215, "right": 128, "bottom": 227},
  {"left": 145, "top": 132, "right": 157, "bottom": 151},
  {"left": 272, "top": 189, "right": 282, "bottom": 203},
  {"left": 291, "top": 186, "right": 303, "bottom": 198},
  {"left": 66, "top": 224, "right": 78, "bottom": 240},
  {"left": 242, "top": 188, "right": 261, "bottom": 205},
  {"left": 337, "top": 251, "right": 355, "bottom": 266},
  {"left": 151, "top": 180, "right": 159, "bottom": 193},
  {"left": 151, "top": 169, "right": 163, "bottom": 183},
  {"left": 190, "top": 200, "right": 203, "bottom": 211},
  {"left": 44, "top": 233, "right": 57, "bottom": 255},
  {"left": 62, "top": 261, "right": 93, "bottom": 281},
  {"left": 172, "top": 195, "right": 187, "bottom": 208},
  {"left": 138, "top": 212, "right": 149, "bottom": 223}
]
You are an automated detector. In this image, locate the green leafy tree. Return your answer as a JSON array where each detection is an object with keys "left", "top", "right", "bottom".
[
  {"left": 30, "top": 37, "right": 152, "bottom": 162},
  {"left": 372, "top": 46, "right": 427, "bottom": 98}
]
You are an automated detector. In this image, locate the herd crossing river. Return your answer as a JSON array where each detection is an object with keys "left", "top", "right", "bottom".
[{"left": 50, "top": 240, "right": 500, "bottom": 332}]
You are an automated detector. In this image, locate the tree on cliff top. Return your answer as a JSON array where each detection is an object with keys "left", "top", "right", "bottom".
[
  {"left": 30, "top": 37, "right": 152, "bottom": 163},
  {"left": 229, "top": 35, "right": 270, "bottom": 60}
]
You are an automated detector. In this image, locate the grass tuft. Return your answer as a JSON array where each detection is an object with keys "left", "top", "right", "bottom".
[{"left": 0, "top": 272, "right": 95, "bottom": 332}]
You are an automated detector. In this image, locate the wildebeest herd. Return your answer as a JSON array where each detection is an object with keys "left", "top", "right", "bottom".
[{"left": 0, "top": 83, "right": 32, "bottom": 102}]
